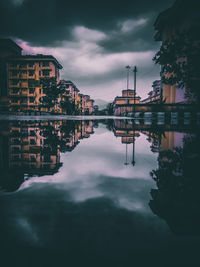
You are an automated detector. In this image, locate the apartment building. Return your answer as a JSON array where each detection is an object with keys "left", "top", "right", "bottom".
[
  {"left": 8, "top": 54, "right": 62, "bottom": 112},
  {"left": 141, "top": 80, "right": 161, "bottom": 104},
  {"left": 0, "top": 39, "right": 62, "bottom": 113}
]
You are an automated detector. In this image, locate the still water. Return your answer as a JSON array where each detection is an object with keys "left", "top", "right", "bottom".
[{"left": 0, "top": 117, "right": 200, "bottom": 267}]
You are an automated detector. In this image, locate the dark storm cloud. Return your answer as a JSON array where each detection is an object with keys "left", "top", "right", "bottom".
[
  {"left": 98, "top": 14, "right": 159, "bottom": 53},
  {"left": 0, "top": 0, "right": 174, "bottom": 48}
]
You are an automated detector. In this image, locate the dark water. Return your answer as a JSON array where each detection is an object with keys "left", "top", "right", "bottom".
[{"left": 0, "top": 117, "right": 200, "bottom": 267}]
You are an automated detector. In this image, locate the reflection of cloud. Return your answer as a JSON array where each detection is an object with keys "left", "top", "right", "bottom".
[{"left": 19, "top": 130, "right": 157, "bottom": 214}]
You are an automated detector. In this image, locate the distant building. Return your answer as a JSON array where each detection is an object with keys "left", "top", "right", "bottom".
[
  {"left": 59, "top": 80, "right": 80, "bottom": 114},
  {"left": 141, "top": 80, "right": 161, "bottom": 104},
  {"left": 85, "top": 98, "right": 94, "bottom": 114},
  {"left": 113, "top": 89, "right": 140, "bottom": 116}
]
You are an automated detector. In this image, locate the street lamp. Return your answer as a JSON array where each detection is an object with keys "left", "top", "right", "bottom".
[
  {"left": 133, "top": 66, "right": 137, "bottom": 116},
  {"left": 126, "top": 65, "right": 131, "bottom": 90}
]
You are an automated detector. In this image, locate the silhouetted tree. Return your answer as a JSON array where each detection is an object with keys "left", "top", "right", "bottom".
[{"left": 153, "top": 30, "right": 200, "bottom": 102}]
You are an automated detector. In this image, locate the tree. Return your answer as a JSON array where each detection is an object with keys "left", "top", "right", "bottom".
[
  {"left": 40, "top": 77, "right": 65, "bottom": 111},
  {"left": 60, "top": 98, "right": 75, "bottom": 115},
  {"left": 106, "top": 103, "right": 114, "bottom": 115},
  {"left": 153, "top": 30, "right": 200, "bottom": 102}
]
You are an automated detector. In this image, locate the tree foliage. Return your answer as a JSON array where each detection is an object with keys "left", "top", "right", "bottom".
[
  {"left": 153, "top": 30, "right": 200, "bottom": 102},
  {"left": 40, "top": 77, "right": 77, "bottom": 114}
]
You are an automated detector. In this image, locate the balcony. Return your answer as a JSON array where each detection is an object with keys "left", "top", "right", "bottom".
[
  {"left": 9, "top": 83, "right": 20, "bottom": 88},
  {"left": 27, "top": 65, "right": 35, "bottom": 69},
  {"left": 21, "top": 82, "right": 29, "bottom": 88},
  {"left": 21, "top": 101, "right": 29, "bottom": 105},
  {"left": 8, "top": 65, "right": 19, "bottom": 70},
  {"left": 10, "top": 101, "right": 21, "bottom": 105},
  {"left": 10, "top": 74, "right": 20, "bottom": 79},
  {"left": 21, "top": 90, "right": 28, "bottom": 96},
  {"left": 9, "top": 90, "right": 20, "bottom": 96},
  {"left": 20, "top": 74, "right": 28, "bottom": 79}
]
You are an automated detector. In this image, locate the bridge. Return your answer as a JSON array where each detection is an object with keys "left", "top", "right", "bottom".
[{"left": 115, "top": 103, "right": 200, "bottom": 113}]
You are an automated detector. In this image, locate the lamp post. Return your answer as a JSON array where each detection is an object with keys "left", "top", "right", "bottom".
[
  {"left": 126, "top": 65, "right": 131, "bottom": 90},
  {"left": 133, "top": 66, "right": 137, "bottom": 116}
]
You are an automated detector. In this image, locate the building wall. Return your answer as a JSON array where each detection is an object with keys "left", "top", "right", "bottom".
[{"left": 7, "top": 59, "right": 61, "bottom": 112}]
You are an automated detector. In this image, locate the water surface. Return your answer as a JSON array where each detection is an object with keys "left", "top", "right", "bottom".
[{"left": 0, "top": 118, "right": 200, "bottom": 267}]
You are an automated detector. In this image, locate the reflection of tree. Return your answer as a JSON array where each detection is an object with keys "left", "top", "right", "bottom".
[{"left": 149, "top": 133, "right": 200, "bottom": 235}]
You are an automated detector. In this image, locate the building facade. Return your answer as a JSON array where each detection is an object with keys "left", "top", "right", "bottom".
[
  {"left": 0, "top": 39, "right": 62, "bottom": 113},
  {"left": 141, "top": 80, "right": 161, "bottom": 104},
  {"left": 7, "top": 55, "right": 62, "bottom": 113},
  {"left": 113, "top": 89, "right": 140, "bottom": 116}
]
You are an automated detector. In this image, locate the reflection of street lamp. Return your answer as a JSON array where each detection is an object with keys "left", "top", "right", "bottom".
[
  {"left": 124, "top": 139, "right": 129, "bottom": 166},
  {"left": 132, "top": 132, "right": 135, "bottom": 166}
]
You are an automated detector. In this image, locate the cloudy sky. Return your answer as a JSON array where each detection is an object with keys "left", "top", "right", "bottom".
[{"left": 0, "top": 0, "right": 175, "bottom": 101}]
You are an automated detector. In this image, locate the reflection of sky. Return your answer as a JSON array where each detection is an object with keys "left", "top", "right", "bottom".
[
  {"left": 1, "top": 123, "right": 200, "bottom": 266},
  {"left": 19, "top": 125, "right": 158, "bottom": 213}
]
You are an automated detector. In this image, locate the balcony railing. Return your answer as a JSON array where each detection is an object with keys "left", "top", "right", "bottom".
[
  {"left": 10, "top": 101, "right": 20, "bottom": 105},
  {"left": 9, "top": 90, "right": 20, "bottom": 96},
  {"left": 9, "top": 83, "right": 20, "bottom": 87}
]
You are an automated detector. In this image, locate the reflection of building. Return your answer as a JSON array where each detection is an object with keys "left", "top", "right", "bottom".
[
  {"left": 144, "top": 130, "right": 186, "bottom": 153},
  {"left": 113, "top": 89, "right": 140, "bottom": 116},
  {"left": 0, "top": 120, "right": 95, "bottom": 192},
  {"left": 113, "top": 119, "right": 140, "bottom": 166},
  {"left": 142, "top": 131, "right": 160, "bottom": 153},
  {"left": 113, "top": 120, "right": 140, "bottom": 143},
  {"left": 0, "top": 39, "right": 62, "bottom": 113},
  {"left": 141, "top": 80, "right": 161, "bottom": 104}
]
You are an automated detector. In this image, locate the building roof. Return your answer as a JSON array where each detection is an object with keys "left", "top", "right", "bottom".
[
  {"left": 7, "top": 54, "right": 63, "bottom": 69},
  {"left": 0, "top": 39, "right": 22, "bottom": 57}
]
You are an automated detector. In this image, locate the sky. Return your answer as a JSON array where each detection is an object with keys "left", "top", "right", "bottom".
[{"left": 0, "top": 0, "right": 175, "bottom": 101}]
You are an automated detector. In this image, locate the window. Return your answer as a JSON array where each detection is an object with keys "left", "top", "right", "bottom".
[
  {"left": 12, "top": 88, "right": 19, "bottom": 94},
  {"left": 12, "top": 99, "right": 19, "bottom": 103},
  {"left": 30, "top": 156, "right": 36, "bottom": 162},
  {"left": 42, "top": 70, "right": 50, "bottom": 76},
  {"left": 29, "top": 88, "right": 35, "bottom": 94},
  {"left": 42, "top": 61, "right": 49, "bottom": 67},
  {"left": 20, "top": 63, "right": 27, "bottom": 68},
  {"left": 39, "top": 71, "right": 41, "bottom": 76},
  {"left": 28, "top": 70, "right": 34, "bottom": 76},
  {"left": 39, "top": 89, "right": 42, "bottom": 94},
  {"left": 29, "top": 97, "right": 35, "bottom": 103},
  {"left": 12, "top": 80, "right": 19, "bottom": 85},
  {"left": 28, "top": 62, "right": 34, "bottom": 67},
  {"left": 30, "top": 130, "right": 35, "bottom": 136},
  {"left": 30, "top": 139, "right": 36, "bottom": 145},
  {"left": 11, "top": 70, "right": 18, "bottom": 76},
  {"left": 10, "top": 63, "right": 18, "bottom": 68}
]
